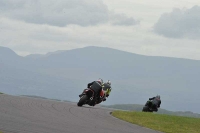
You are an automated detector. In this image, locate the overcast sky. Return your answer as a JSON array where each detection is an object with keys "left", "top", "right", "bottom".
[{"left": 1, "top": 0, "right": 200, "bottom": 60}]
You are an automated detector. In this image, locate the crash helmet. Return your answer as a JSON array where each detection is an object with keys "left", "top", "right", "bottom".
[
  {"left": 97, "top": 78, "right": 103, "bottom": 85},
  {"left": 156, "top": 95, "right": 160, "bottom": 99},
  {"left": 107, "top": 80, "right": 111, "bottom": 85}
]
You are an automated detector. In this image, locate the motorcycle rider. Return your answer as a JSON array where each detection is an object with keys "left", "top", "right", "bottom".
[
  {"left": 146, "top": 95, "right": 161, "bottom": 112},
  {"left": 79, "top": 78, "right": 104, "bottom": 105},
  {"left": 102, "top": 80, "right": 112, "bottom": 101}
]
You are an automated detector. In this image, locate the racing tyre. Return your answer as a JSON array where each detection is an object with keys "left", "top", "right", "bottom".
[
  {"left": 77, "top": 95, "right": 88, "bottom": 107},
  {"left": 142, "top": 106, "right": 149, "bottom": 112}
]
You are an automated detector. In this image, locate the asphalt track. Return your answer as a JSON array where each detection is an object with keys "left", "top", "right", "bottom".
[{"left": 0, "top": 94, "right": 162, "bottom": 133}]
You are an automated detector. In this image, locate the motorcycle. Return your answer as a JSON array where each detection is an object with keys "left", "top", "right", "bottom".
[
  {"left": 77, "top": 88, "right": 105, "bottom": 107},
  {"left": 142, "top": 100, "right": 158, "bottom": 112}
]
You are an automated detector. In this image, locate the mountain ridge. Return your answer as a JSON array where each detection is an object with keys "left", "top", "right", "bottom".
[
  {"left": 0, "top": 45, "right": 200, "bottom": 113},
  {"left": 2, "top": 45, "right": 199, "bottom": 61}
]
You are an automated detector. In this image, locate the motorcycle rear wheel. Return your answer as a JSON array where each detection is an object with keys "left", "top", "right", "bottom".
[{"left": 142, "top": 106, "right": 149, "bottom": 112}]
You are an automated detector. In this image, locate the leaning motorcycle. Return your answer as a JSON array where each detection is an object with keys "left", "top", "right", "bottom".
[
  {"left": 77, "top": 88, "right": 105, "bottom": 107},
  {"left": 142, "top": 100, "right": 157, "bottom": 112}
]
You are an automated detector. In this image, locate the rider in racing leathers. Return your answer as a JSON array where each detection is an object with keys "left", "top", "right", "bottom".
[
  {"left": 146, "top": 95, "right": 161, "bottom": 112},
  {"left": 79, "top": 78, "right": 104, "bottom": 105},
  {"left": 102, "top": 80, "right": 112, "bottom": 101}
]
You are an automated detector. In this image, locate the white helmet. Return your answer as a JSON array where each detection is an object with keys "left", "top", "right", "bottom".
[
  {"left": 156, "top": 95, "right": 160, "bottom": 99},
  {"left": 107, "top": 80, "right": 111, "bottom": 85}
]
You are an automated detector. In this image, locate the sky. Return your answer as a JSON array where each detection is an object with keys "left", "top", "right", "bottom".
[{"left": 1, "top": 0, "right": 200, "bottom": 60}]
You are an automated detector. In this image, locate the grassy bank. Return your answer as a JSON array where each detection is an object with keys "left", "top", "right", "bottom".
[
  {"left": 112, "top": 111, "right": 200, "bottom": 133},
  {"left": 103, "top": 104, "right": 200, "bottom": 118}
]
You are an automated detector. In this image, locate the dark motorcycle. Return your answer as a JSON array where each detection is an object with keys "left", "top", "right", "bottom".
[
  {"left": 77, "top": 88, "right": 105, "bottom": 107},
  {"left": 142, "top": 100, "right": 158, "bottom": 112}
]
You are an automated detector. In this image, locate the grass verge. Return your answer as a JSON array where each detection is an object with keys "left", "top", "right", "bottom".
[{"left": 112, "top": 111, "right": 200, "bottom": 133}]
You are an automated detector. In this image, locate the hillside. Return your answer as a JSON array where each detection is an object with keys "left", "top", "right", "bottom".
[
  {"left": 103, "top": 104, "right": 200, "bottom": 118},
  {"left": 1, "top": 46, "right": 200, "bottom": 113},
  {"left": 112, "top": 111, "right": 200, "bottom": 133}
]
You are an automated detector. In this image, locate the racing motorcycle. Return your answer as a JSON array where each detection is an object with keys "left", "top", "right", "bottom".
[
  {"left": 142, "top": 100, "right": 158, "bottom": 112},
  {"left": 77, "top": 88, "right": 105, "bottom": 107}
]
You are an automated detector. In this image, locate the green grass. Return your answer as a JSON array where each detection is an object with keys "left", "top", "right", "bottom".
[
  {"left": 112, "top": 111, "right": 200, "bottom": 133},
  {"left": 0, "top": 92, "right": 3, "bottom": 94},
  {"left": 103, "top": 104, "right": 200, "bottom": 118}
]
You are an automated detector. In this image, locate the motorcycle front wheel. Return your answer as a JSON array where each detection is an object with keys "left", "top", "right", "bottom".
[{"left": 77, "top": 95, "right": 88, "bottom": 107}]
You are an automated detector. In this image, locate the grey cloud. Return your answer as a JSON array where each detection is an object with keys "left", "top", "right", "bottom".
[
  {"left": 0, "top": 0, "right": 138, "bottom": 27},
  {"left": 0, "top": 0, "right": 24, "bottom": 10},
  {"left": 110, "top": 13, "right": 139, "bottom": 26},
  {"left": 153, "top": 5, "right": 200, "bottom": 39},
  {"left": 0, "top": 0, "right": 109, "bottom": 26}
]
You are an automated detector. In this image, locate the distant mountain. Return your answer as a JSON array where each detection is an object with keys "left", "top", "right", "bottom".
[
  {"left": 0, "top": 46, "right": 19, "bottom": 58},
  {"left": 0, "top": 46, "right": 22, "bottom": 63},
  {"left": 25, "top": 50, "right": 65, "bottom": 59},
  {"left": 1, "top": 46, "right": 200, "bottom": 113},
  {"left": 25, "top": 54, "right": 45, "bottom": 59}
]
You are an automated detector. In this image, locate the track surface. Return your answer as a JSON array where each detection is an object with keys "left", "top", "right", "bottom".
[{"left": 0, "top": 94, "right": 162, "bottom": 133}]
